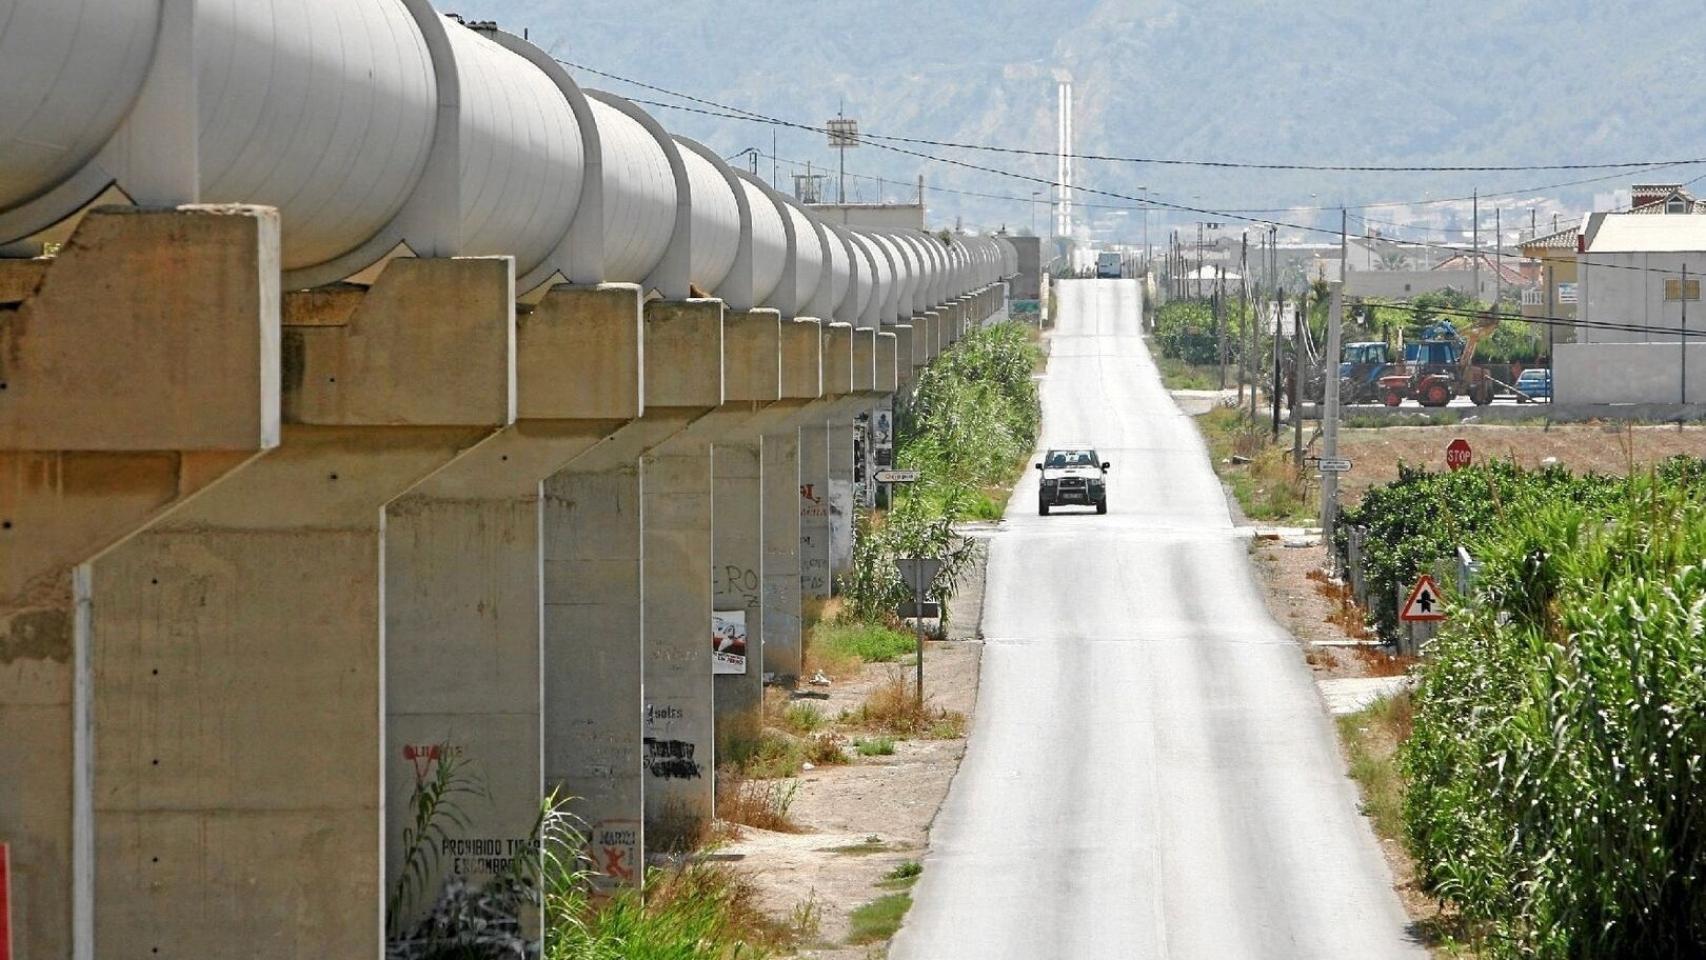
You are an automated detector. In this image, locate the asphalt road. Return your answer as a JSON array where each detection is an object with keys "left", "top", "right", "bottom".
[{"left": 891, "top": 280, "right": 1426, "bottom": 960}]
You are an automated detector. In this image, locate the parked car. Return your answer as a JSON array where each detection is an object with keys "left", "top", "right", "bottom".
[
  {"left": 1514, "top": 367, "right": 1552, "bottom": 402},
  {"left": 1035, "top": 447, "right": 1111, "bottom": 515}
]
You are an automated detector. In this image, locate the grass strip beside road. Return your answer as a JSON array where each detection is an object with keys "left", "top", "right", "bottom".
[{"left": 1194, "top": 407, "right": 1314, "bottom": 524}]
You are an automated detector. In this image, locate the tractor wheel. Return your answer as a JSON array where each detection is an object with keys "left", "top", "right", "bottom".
[
  {"left": 1471, "top": 384, "right": 1494, "bottom": 406},
  {"left": 1422, "top": 382, "right": 1452, "bottom": 407},
  {"left": 1382, "top": 389, "right": 1404, "bottom": 407}
]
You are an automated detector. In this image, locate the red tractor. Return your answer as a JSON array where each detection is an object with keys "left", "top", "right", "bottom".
[{"left": 1377, "top": 315, "right": 1502, "bottom": 408}]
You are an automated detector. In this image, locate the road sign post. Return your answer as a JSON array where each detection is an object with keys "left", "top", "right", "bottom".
[
  {"left": 874, "top": 468, "right": 918, "bottom": 510},
  {"left": 1, "top": 843, "right": 10, "bottom": 960},
  {"left": 1400, "top": 574, "right": 1447, "bottom": 622},
  {"left": 897, "top": 557, "right": 943, "bottom": 707},
  {"left": 1446, "top": 438, "right": 1473, "bottom": 472}
]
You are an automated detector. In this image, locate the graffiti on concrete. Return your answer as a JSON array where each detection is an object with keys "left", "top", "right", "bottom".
[
  {"left": 589, "top": 819, "right": 641, "bottom": 889},
  {"left": 715, "top": 564, "right": 760, "bottom": 606},
  {"left": 642, "top": 737, "right": 702, "bottom": 779}
]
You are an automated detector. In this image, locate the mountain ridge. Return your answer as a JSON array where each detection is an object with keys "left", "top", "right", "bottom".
[{"left": 445, "top": 0, "right": 1706, "bottom": 238}]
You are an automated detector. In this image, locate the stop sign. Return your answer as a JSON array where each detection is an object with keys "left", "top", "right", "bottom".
[{"left": 1446, "top": 437, "right": 1473, "bottom": 471}]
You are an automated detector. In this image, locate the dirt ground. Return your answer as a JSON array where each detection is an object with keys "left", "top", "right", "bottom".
[
  {"left": 1333, "top": 421, "right": 1706, "bottom": 503},
  {"left": 722, "top": 536, "right": 991, "bottom": 958},
  {"left": 720, "top": 639, "right": 981, "bottom": 959}
]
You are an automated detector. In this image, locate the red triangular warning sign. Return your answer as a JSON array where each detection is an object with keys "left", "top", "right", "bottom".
[{"left": 1400, "top": 574, "right": 1447, "bottom": 622}]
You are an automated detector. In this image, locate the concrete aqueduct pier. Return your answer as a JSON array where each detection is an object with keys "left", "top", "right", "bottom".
[{"left": 0, "top": 1, "right": 1015, "bottom": 955}]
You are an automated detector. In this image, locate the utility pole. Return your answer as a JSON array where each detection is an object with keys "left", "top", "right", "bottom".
[
  {"left": 1263, "top": 289, "right": 1281, "bottom": 422},
  {"left": 1323, "top": 281, "right": 1344, "bottom": 547},
  {"left": 1271, "top": 287, "right": 1283, "bottom": 441},
  {"left": 1196, "top": 222, "right": 1205, "bottom": 298},
  {"left": 1495, "top": 207, "right": 1502, "bottom": 308},
  {"left": 1215, "top": 267, "right": 1227, "bottom": 389},
  {"left": 1293, "top": 284, "right": 1306, "bottom": 468},
  {"left": 1322, "top": 208, "right": 1347, "bottom": 553},
  {"left": 1472, "top": 189, "right": 1481, "bottom": 302},
  {"left": 1239, "top": 233, "right": 1249, "bottom": 404},
  {"left": 1546, "top": 259, "right": 1556, "bottom": 387}
]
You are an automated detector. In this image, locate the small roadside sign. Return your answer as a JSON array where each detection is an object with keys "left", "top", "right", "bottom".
[
  {"left": 896, "top": 558, "right": 943, "bottom": 594},
  {"left": 1400, "top": 574, "right": 1447, "bottom": 622},
  {"left": 1446, "top": 438, "right": 1473, "bottom": 472},
  {"left": 1316, "top": 457, "right": 1353, "bottom": 473},
  {"left": 874, "top": 469, "right": 920, "bottom": 484}
]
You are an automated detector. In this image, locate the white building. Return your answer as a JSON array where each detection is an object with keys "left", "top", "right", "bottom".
[{"left": 1558, "top": 213, "right": 1706, "bottom": 404}]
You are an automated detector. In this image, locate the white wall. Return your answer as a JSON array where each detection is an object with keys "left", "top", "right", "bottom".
[
  {"left": 1555, "top": 341, "right": 1706, "bottom": 403},
  {"left": 1578, "top": 250, "right": 1706, "bottom": 344}
]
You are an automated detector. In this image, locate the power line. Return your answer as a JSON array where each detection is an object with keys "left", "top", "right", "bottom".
[
  {"left": 562, "top": 57, "right": 1700, "bottom": 174},
  {"left": 584, "top": 66, "right": 1706, "bottom": 281}
]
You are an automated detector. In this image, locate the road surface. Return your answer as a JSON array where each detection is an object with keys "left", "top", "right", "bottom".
[{"left": 891, "top": 280, "right": 1425, "bottom": 959}]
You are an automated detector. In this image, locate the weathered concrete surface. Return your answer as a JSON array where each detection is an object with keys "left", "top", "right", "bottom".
[
  {"left": 535, "top": 285, "right": 664, "bottom": 890},
  {"left": 710, "top": 309, "right": 781, "bottom": 755},
  {"left": 758, "top": 318, "right": 820, "bottom": 685},
  {"left": 542, "top": 455, "right": 646, "bottom": 889},
  {"left": 876, "top": 331, "right": 899, "bottom": 394},
  {"left": 891, "top": 323, "right": 916, "bottom": 389},
  {"left": 83, "top": 256, "right": 512, "bottom": 958},
  {"left": 637, "top": 299, "right": 722, "bottom": 846},
  {"left": 640, "top": 440, "right": 715, "bottom": 844},
  {"left": 383, "top": 283, "right": 646, "bottom": 929},
  {"left": 0, "top": 206, "right": 281, "bottom": 960},
  {"left": 799, "top": 424, "right": 832, "bottom": 602},
  {"left": 760, "top": 429, "right": 804, "bottom": 682},
  {"left": 711, "top": 441, "right": 764, "bottom": 755},
  {"left": 87, "top": 426, "right": 484, "bottom": 957},
  {"left": 827, "top": 420, "right": 856, "bottom": 577}
]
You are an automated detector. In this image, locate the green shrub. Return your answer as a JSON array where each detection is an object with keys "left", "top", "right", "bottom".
[
  {"left": 1402, "top": 480, "right": 1706, "bottom": 958},
  {"left": 812, "top": 621, "right": 917, "bottom": 663},
  {"left": 846, "top": 893, "right": 913, "bottom": 945},
  {"left": 1335, "top": 460, "right": 1632, "bottom": 641},
  {"left": 781, "top": 702, "right": 825, "bottom": 735},
  {"left": 541, "top": 799, "right": 785, "bottom": 959},
  {"left": 854, "top": 737, "right": 897, "bottom": 757},
  {"left": 893, "top": 321, "right": 1042, "bottom": 508}
]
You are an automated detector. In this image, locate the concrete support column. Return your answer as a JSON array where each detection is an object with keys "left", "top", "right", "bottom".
[
  {"left": 893, "top": 323, "right": 917, "bottom": 390},
  {"left": 760, "top": 319, "right": 821, "bottom": 684},
  {"left": 384, "top": 280, "right": 645, "bottom": 926},
  {"left": 0, "top": 206, "right": 280, "bottom": 960},
  {"left": 760, "top": 429, "right": 803, "bottom": 682},
  {"left": 84, "top": 256, "right": 514, "bottom": 957},
  {"left": 711, "top": 442, "right": 764, "bottom": 752},
  {"left": 637, "top": 298, "right": 724, "bottom": 849},
  {"left": 528, "top": 283, "right": 650, "bottom": 892},
  {"left": 543, "top": 457, "right": 644, "bottom": 886},
  {"left": 799, "top": 424, "right": 832, "bottom": 602},
  {"left": 827, "top": 419, "right": 857, "bottom": 578},
  {"left": 709, "top": 308, "right": 782, "bottom": 757},
  {"left": 641, "top": 437, "right": 714, "bottom": 845}
]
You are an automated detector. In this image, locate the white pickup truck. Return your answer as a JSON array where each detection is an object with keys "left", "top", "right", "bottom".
[{"left": 1035, "top": 447, "right": 1111, "bottom": 515}]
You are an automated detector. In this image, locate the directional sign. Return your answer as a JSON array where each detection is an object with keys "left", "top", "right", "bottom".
[
  {"left": 1316, "top": 457, "right": 1353, "bottom": 474},
  {"left": 1400, "top": 573, "right": 1447, "bottom": 622},
  {"left": 874, "top": 469, "right": 921, "bottom": 484},
  {"left": 896, "top": 558, "right": 943, "bottom": 593},
  {"left": 1446, "top": 438, "right": 1473, "bottom": 472}
]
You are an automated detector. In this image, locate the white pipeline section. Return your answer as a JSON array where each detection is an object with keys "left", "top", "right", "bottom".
[{"left": 0, "top": 0, "right": 1015, "bottom": 308}]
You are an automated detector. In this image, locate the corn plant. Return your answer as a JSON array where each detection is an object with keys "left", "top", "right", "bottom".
[{"left": 1402, "top": 479, "right": 1706, "bottom": 958}]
